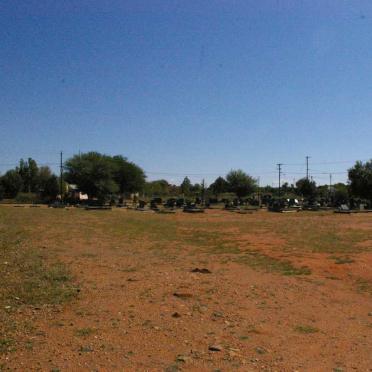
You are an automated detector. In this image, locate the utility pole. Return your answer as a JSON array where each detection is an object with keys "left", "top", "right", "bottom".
[
  {"left": 306, "top": 156, "right": 310, "bottom": 180},
  {"left": 277, "top": 163, "right": 283, "bottom": 198},
  {"left": 60, "top": 151, "right": 63, "bottom": 202},
  {"left": 201, "top": 179, "right": 205, "bottom": 206},
  {"left": 257, "top": 176, "right": 261, "bottom": 207}
]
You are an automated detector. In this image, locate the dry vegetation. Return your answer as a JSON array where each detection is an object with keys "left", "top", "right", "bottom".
[{"left": 0, "top": 206, "right": 371, "bottom": 371}]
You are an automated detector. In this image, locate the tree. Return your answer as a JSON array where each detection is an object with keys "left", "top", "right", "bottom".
[
  {"left": 144, "top": 179, "right": 170, "bottom": 197},
  {"left": 296, "top": 178, "right": 317, "bottom": 199},
  {"left": 64, "top": 152, "right": 118, "bottom": 201},
  {"left": 17, "top": 158, "right": 39, "bottom": 193},
  {"left": 111, "top": 155, "right": 146, "bottom": 194},
  {"left": 209, "top": 176, "right": 228, "bottom": 196},
  {"left": 226, "top": 169, "right": 257, "bottom": 198},
  {"left": 333, "top": 183, "right": 349, "bottom": 206},
  {"left": 180, "top": 177, "right": 191, "bottom": 195},
  {"left": 41, "top": 174, "right": 59, "bottom": 200},
  {"left": 1, "top": 170, "right": 23, "bottom": 198},
  {"left": 348, "top": 160, "right": 372, "bottom": 203}
]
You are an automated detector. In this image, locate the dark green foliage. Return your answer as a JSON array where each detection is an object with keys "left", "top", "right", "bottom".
[
  {"left": 64, "top": 152, "right": 145, "bottom": 201},
  {"left": 333, "top": 183, "right": 349, "bottom": 205},
  {"left": 14, "top": 192, "right": 40, "bottom": 204},
  {"left": 180, "top": 177, "right": 191, "bottom": 195},
  {"left": 209, "top": 176, "right": 229, "bottom": 196},
  {"left": 1, "top": 170, "right": 23, "bottom": 198},
  {"left": 111, "top": 155, "right": 146, "bottom": 194},
  {"left": 37, "top": 167, "right": 60, "bottom": 200},
  {"left": 348, "top": 160, "right": 372, "bottom": 202},
  {"left": 226, "top": 169, "right": 257, "bottom": 198},
  {"left": 144, "top": 179, "right": 170, "bottom": 196},
  {"left": 64, "top": 152, "right": 118, "bottom": 201},
  {"left": 17, "top": 158, "right": 39, "bottom": 193},
  {"left": 296, "top": 178, "right": 317, "bottom": 199}
]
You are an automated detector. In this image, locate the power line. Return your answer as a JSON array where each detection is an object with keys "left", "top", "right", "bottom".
[
  {"left": 306, "top": 156, "right": 310, "bottom": 180},
  {"left": 277, "top": 163, "right": 283, "bottom": 197},
  {"left": 60, "top": 151, "right": 63, "bottom": 202}
]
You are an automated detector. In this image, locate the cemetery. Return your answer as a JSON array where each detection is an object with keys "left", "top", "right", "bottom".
[{"left": 1, "top": 155, "right": 371, "bottom": 370}]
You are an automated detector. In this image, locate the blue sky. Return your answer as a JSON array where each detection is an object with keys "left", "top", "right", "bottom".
[{"left": 1, "top": 1, "right": 371, "bottom": 186}]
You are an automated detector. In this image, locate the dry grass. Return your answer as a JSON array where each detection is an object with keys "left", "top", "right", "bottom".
[{"left": 1, "top": 206, "right": 371, "bottom": 360}]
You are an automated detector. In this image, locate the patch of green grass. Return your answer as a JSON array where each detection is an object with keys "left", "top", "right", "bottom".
[
  {"left": 0, "top": 339, "right": 14, "bottom": 353},
  {"left": 356, "top": 279, "right": 372, "bottom": 295},
  {"left": 294, "top": 325, "right": 319, "bottom": 334},
  {"left": 78, "top": 345, "right": 93, "bottom": 353},
  {"left": 25, "top": 341, "right": 33, "bottom": 350},
  {"left": 239, "top": 335, "right": 250, "bottom": 341},
  {"left": 330, "top": 256, "right": 355, "bottom": 265},
  {"left": 0, "top": 208, "right": 76, "bottom": 355},
  {"left": 236, "top": 251, "right": 311, "bottom": 276},
  {"left": 182, "top": 229, "right": 240, "bottom": 254},
  {"left": 75, "top": 328, "right": 95, "bottom": 337}
]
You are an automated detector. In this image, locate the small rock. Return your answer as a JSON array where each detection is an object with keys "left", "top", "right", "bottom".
[
  {"left": 213, "top": 311, "right": 224, "bottom": 318},
  {"left": 368, "top": 312, "right": 372, "bottom": 316},
  {"left": 191, "top": 268, "right": 212, "bottom": 274},
  {"left": 173, "top": 292, "right": 193, "bottom": 299},
  {"left": 255, "top": 347, "right": 267, "bottom": 355},
  {"left": 209, "top": 345, "right": 223, "bottom": 352},
  {"left": 172, "top": 312, "right": 181, "bottom": 318},
  {"left": 176, "top": 355, "right": 190, "bottom": 362}
]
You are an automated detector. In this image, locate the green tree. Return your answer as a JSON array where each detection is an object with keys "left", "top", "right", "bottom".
[
  {"left": 64, "top": 152, "right": 118, "bottom": 201},
  {"left": 144, "top": 179, "right": 169, "bottom": 197},
  {"left": 348, "top": 160, "right": 372, "bottom": 203},
  {"left": 41, "top": 174, "right": 59, "bottom": 200},
  {"left": 1, "top": 170, "right": 23, "bottom": 198},
  {"left": 17, "top": 158, "right": 39, "bottom": 193},
  {"left": 296, "top": 178, "right": 317, "bottom": 199},
  {"left": 180, "top": 177, "right": 191, "bottom": 195},
  {"left": 226, "top": 169, "right": 257, "bottom": 198},
  {"left": 333, "top": 183, "right": 349, "bottom": 205},
  {"left": 209, "top": 176, "right": 229, "bottom": 196},
  {"left": 111, "top": 155, "right": 146, "bottom": 194}
]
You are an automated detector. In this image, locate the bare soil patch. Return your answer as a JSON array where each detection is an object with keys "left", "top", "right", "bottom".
[{"left": 1, "top": 207, "right": 371, "bottom": 371}]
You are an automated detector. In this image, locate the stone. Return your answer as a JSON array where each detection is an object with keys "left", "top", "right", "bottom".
[
  {"left": 255, "top": 347, "right": 267, "bottom": 355},
  {"left": 191, "top": 268, "right": 212, "bottom": 274},
  {"left": 176, "top": 355, "right": 190, "bottom": 362},
  {"left": 209, "top": 345, "right": 223, "bottom": 352},
  {"left": 173, "top": 292, "right": 193, "bottom": 299}
]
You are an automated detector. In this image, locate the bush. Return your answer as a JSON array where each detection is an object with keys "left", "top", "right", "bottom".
[{"left": 14, "top": 193, "right": 42, "bottom": 204}]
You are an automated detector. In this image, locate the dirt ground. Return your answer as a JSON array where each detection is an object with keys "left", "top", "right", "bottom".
[{"left": 1, "top": 207, "right": 371, "bottom": 371}]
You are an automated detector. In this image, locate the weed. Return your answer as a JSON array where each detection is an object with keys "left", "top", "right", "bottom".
[
  {"left": 236, "top": 251, "right": 311, "bottom": 276},
  {"left": 0, "top": 339, "right": 14, "bottom": 353},
  {"left": 356, "top": 279, "right": 372, "bottom": 295},
  {"left": 79, "top": 345, "right": 94, "bottom": 353},
  {"left": 294, "top": 325, "right": 319, "bottom": 334},
  {"left": 75, "top": 328, "right": 95, "bottom": 337},
  {"left": 332, "top": 256, "right": 355, "bottom": 265}
]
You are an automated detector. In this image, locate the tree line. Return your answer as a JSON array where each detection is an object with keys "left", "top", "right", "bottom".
[{"left": 0, "top": 152, "right": 371, "bottom": 206}]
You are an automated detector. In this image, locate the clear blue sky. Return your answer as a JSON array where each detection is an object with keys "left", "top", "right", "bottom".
[{"left": 1, "top": 1, "right": 372, "bottom": 186}]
